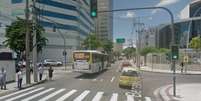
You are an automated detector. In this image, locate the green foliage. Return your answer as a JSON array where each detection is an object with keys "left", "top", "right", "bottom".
[
  {"left": 189, "top": 36, "right": 201, "bottom": 51},
  {"left": 122, "top": 47, "right": 136, "bottom": 58},
  {"left": 101, "top": 39, "right": 113, "bottom": 53},
  {"left": 82, "top": 34, "right": 113, "bottom": 53},
  {"left": 82, "top": 34, "right": 101, "bottom": 50},
  {"left": 140, "top": 47, "right": 158, "bottom": 56},
  {"left": 3, "top": 18, "right": 48, "bottom": 56}
]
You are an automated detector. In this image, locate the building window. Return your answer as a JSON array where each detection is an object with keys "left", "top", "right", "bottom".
[{"left": 11, "top": 0, "right": 23, "bottom": 4}]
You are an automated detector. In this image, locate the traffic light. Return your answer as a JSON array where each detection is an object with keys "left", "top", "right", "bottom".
[
  {"left": 171, "top": 45, "right": 179, "bottom": 60},
  {"left": 90, "top": 0, "right": 97, "bottom": 17}
]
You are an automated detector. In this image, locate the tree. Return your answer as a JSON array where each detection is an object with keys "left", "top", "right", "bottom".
[
  {"left": 82, "top": 34, "right": 101, "bottom": 50},
  {"left": 3, "top": 18, "right": 48, "bottom": 60},
  {"left": 189, "top": 36, "right": 201, "bottom": 52},
  {"left": 101, "top": 39, "right": 113, "bottom": 53},
  {"left": 122, "top": 47, "right": 136, "bottom": 59}
]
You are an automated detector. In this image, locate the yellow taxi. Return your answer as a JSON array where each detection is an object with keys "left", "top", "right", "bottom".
[{"left": 119, "top": 67, "right": 140, "bottom": 88}]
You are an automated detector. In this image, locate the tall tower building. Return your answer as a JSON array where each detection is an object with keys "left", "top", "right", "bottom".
[{"left": 97, "top": 0, "right": 113, "bottom": 41}]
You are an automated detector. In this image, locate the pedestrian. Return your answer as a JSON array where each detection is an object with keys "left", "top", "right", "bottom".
[
  {"left": 180, "top": 61, "right": 184, "bottom": 73},
  {"left": 17, "top": 68, "right": 23, "bottom": 89},
  {"left": 38, "top": 64, "right": 44, "bottom": 81},
  {"left": 0, "top": 68, "right": 6, "bottom": 90},
  {"left": 48, "top": 66, "right": 53, "bottom": 80}
]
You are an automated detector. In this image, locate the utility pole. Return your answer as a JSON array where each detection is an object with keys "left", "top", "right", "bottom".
[
  {"left": 32, "top": 0, "right": 38, "bottom": 82},
  {"left": 25, "top": 0, "right": 31, "bottom": 84}
]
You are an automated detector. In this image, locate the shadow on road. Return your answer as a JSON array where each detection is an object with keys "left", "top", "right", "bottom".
[{"left": 74, "top": 69, "right": 108, "bottom": 79}]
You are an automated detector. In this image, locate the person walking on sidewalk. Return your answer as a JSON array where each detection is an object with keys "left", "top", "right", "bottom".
[
  {"left": 38, "top": 64, "right": 44, "bottom": 81},
  {"left": 180, "top": 61, "right": 184, "bottom": 73},
  {"left": 48, "top": 66, "right": 53, "bottom": 80},
  {"left": 17, "top": 68, "right": 23, "bottom": 89},
  {"left": 0, "top": 68, "right": 6, "bottom": 90}
]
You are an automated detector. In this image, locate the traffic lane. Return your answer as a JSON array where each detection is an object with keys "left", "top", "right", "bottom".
[{"left": 142, "top": 71, "right": 201, "bottom": 101}]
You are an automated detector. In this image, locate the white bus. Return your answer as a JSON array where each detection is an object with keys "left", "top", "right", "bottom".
[{"left": 72, "top": 50, "right": 108, "bottom": 73}]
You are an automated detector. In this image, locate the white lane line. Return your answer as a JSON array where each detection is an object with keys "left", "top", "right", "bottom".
[
  {"left": 38, "top": 89, "right": 66, "bottom": 101},
  {"left": 55, "top": 89, "right": 77, "bottom": 101},
  {"left": 92, "top": 79, "right": 97, "bottom": 81},
  {"left": 0, "top": 87, "right": 36, "bottom": 100},
  {"left": 110, "top": 76, "right": 115, "bottom": 82},
  {"left": 110, "top": 93, "right": 118, "bottom": 101},
  {"left": 5, "top": 87, "right": 44, "bottom": 101},
  {"left": 21, "top": 88, "right": 55, "bottom": 101},
  {"left": 126, "top": 95, "right": 134, "bottom": 101},
  {"left": 145, "top": 97, "right": 152, "bottom": 101},
  {"left": 73, "top": 90, "right": 90, "bottom": 101},
  {"left": 92, "top": 92, "right": 104, "bottom": 101},
  {"left": 79, "top": 79, "right": 83, "bottom": 80},
  {"left": 100, "top": 79, "right": 103, "bottom": 82}
]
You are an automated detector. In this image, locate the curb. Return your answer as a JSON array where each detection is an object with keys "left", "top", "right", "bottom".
[{"left": 0, "top": 79, "right": 47, "bottom": 96}]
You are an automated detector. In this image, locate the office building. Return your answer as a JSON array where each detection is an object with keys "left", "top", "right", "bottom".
[
  {"left": 97, "top": 0, "right": 113, "bottom": 41},
  {"left": 1, "top": 0, "right": 95, "bottom": 62}
]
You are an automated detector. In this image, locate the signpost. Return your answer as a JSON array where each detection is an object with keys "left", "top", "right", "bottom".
[{"left": 116, "top": 38, "right": 125, "bottom": 43}]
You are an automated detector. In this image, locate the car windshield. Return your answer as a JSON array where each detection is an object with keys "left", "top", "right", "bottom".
[{"left": 122, "top": 70, "right": 138, "bottom": 77}]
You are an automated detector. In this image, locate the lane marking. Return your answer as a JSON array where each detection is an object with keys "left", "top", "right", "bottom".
[
  {"left": 73, "top": 90, "right": 90, "bottom": 101},
  {"left": 5, "top": 87, "right": 44, "bottom": 101},
  {"left": 0, "top": 87, "right": 36, "bottom": 100},
  {"left": 126, "top": 95, "right": 134, "bottom": 101},
  {"left": 111, "top": 76, "right": 115, "bottom": 82},
  {"left": 92, "top": 79, "right": 97, "bottom": 81},
  {"left": 79, "top": 79, "right": 83, "bottom": 80},
  {"left": 55, "top": 89, "right": 77, "bottom": 101},
  {"left": 21, "top": 88, "right": 55, "bottom": 101},
  {"left": 38, "top": 89, "right": 66, "bottom": 101},
  {"left": 92, "top": 92, "right": 104, "bottom": 101},
  {"left": 145, "top": 97, "right": 152, "bottom": 101},
  {"left": 100, "top": 79, "right": 103, "bottom": 82},
  {"left": 110, "top": 93, "right": 118, "bottom": 101}
]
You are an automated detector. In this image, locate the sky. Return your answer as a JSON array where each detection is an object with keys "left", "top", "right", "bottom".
[{"left": 113, "top": 0, "right": 190, "bottom": 47}]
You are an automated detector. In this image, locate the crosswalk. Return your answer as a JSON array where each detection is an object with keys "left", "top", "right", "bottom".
[{"left": 0, "top": 87, "right": 152, "bottom": 101}]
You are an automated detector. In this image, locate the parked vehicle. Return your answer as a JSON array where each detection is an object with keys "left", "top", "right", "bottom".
[
  {"left": 43, "top": 59, "right": 62, "bottom": 66},
  {"left": 119, "top": 61, "right": 132, "bottom": 72}
]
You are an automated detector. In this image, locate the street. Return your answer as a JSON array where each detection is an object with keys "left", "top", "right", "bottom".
[{"left": 0, "top": 61, "right": 201, "bottom": 101}]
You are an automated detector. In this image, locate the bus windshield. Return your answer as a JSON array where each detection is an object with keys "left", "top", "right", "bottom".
[{"left": 73, "top": 52, "right": 90, "bottom": 62}]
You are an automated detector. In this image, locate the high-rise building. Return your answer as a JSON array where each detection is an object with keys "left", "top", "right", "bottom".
[
  {"left": 0, "top": 0, "right": 95, "bottom": 62},
  {"left": 97, "top": 0, "right": 113, "bottom": 41}
]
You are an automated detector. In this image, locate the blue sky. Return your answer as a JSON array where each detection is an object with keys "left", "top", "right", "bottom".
[{"left": 113, "top": 0, "right": 190, "bottom": 46}]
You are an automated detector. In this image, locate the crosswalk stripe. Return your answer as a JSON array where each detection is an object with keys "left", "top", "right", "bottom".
[
  {"left": 73, "top": 90, "right": 90, "bottom": 101},
  {"left": 110, "top": 93, "right": 118, "bottom": 101},
  {"left": 145, "top": 97, "right": 152, "bottom": 101},
  {"left": 21, "top": 88, "right": 55, "bottom": 101},
  {"left": 0, "top": 87, "right": 36, "bottom": 100},
  {"left": 111, "top": 76, "right": 115, "bottom": 82},
  {"left": 92, "top": 92, "right": 104, "bottom": 101},
  {"left": 127, "top": 95, "right": 134, "bottom": 101},
  {"left": 38, "top": 89, "right": 66, "bottom": 101},
  {"left": 55, "top": 89, "right": 77, "bottom": 101},
  {"left": 5, "top": 87, "right": 44, "bottom": 101}
]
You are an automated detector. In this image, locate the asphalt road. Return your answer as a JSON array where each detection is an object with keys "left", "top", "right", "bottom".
[{"left": 0, "top": 61, "right": 201, "bottom": 101}]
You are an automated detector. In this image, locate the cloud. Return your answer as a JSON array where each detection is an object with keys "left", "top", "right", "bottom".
[
  {"left": 152, "top": 0, "right": 180, "bottom": 14},
  {"left": 120, "top": 11, "right": 135, "bottom": 19}
]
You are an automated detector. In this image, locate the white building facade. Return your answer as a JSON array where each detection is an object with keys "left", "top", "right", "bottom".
[{"left": 0, "top": 0, "right": 95, "bottom": 63}]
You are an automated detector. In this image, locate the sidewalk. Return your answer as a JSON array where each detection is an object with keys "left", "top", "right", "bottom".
[
  {"left": 159, "top": 83, "right": 201, "bottom": 101},
  {"left": 0, "top": 71, "right": 48, "bottom": 95},
  {"left": 141, "top": 65, "right": 201, "bottom": 75}
]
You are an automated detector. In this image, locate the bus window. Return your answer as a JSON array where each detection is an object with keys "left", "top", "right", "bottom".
[{"left": 73, "top": 52, "right": 90, "bottom": 62}]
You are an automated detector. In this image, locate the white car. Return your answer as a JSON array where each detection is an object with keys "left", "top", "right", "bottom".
[{"left": 43, "top": 59, "right": 62, "bottom": 66}]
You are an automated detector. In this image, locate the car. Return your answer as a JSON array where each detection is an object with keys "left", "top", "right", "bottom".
[
  {"left": 43, "top": 59, "right": 63, "bottom": 66},
  {"left": 119, "top": 61, "right": 132, "bottom": 72},
  {"left": 119, "top": 68, "right": 140, "bottom": 88}
]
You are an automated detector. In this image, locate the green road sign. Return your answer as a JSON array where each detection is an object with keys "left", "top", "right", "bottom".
[
  {"left": 116, "top": 38, "right": 125, "bottom": 43},
  {"left": 171, "top": 45, "right": 179, "bottom": 60}
]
